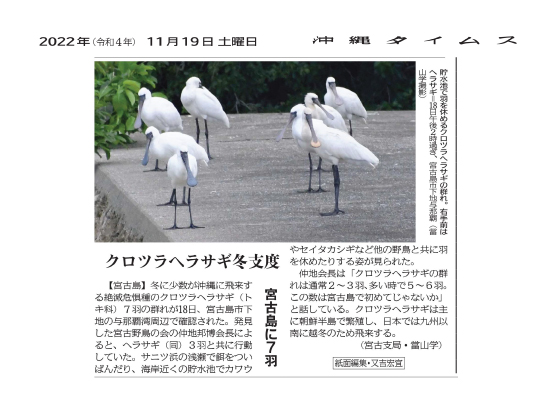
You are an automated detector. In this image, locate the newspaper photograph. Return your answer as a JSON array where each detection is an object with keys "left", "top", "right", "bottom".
[{"left": 2, "top": 1, "right": 557, "bottom": 396}]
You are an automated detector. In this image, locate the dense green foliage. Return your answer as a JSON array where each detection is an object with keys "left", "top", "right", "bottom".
[
  {"left": 94, "top": 62, "right": 167, "bottom": 159},
  {"left": 95, "top": 61, "right": 414, "bottom": 159},
  {"left": 151, "top": 61, "right": 415, "bottom": 113}
]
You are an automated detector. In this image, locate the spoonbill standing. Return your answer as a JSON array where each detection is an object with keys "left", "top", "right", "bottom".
[
  {"left": 276, "top": 104, "right": 325, "bottom": 193},
  {"left": 134, "top": 87, "right": 184, "bottom": 171},
  {"left": 282, "top": 106, "right": 380, "bottom": 216},
  {"left": 141, "top": 126, "right": 209, "bottom": 206},
  {"left": 181, "top": 77, "right": 230, "bottom": 160},
  {"left": 304, "top": 93, "right": 348, "bottom": 133},
  {"left": 324, "top": 77, "right": 367, "bottom": 137},
  {"left": 163, "top": 149, "right": 202, "bottom": 230},
  {"left": 304, "top": 92, "right": 348, "bottom": 172}
]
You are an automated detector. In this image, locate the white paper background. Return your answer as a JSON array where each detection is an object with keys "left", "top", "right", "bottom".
[{"left": 2, "top": 0, "right": 558, "bottom": 395}]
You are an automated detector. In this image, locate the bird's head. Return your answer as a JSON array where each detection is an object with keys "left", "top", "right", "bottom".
[
  {"left": 145, "top": 126, "right": 160, "bottom": 138},
  {"left": 141, "top": 127, "right": 159, "bottom": 166},
  {"left": 304, "top": 93, "right": 318, "bottom": 107},
  {"left": 306, "top": 92, "right": 335, "bottom": 120},
  {"left": 276, "top": 104, "right": 305, "bottom": 142},
  {"left": 326, "top": 77, "right": 343, "bottom": 106},
  {"left": 138, "top": 87, "right": 151, "bottom": 99},
  {"left": 186, "top": 77, "right": 202, "bottom": 89}
]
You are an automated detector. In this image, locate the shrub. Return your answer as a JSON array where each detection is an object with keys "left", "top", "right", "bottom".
[
  {"left": 150, "top": 61, "right": 415, "bottom": 114},
  {"left": 94, "top": 62, "right": 167, "bottom": 159}
]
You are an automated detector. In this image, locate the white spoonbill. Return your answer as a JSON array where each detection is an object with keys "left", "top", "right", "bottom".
[
  {"left": 304, "top": 92, "right": 348, "bottom": 172},
  {"left": 288, "top": 106, "right": 379, "bottom": 216},
  {"left": 134, "top": 87, "right": 184, "bottom": 171},
  {"left": 276, "top": 104, "right": 325, "bottom": 193},
  {"left": 163, "top": 149, "right": 202, "bottom": 230},
  {"left": 304, "top": 93, "right": 348, "bottom": 133},
  {"left": 324, "top": 77, "right": 367, "bottom": 137},
  {"left": 181, "top": 77, "right": 230, "bottom": 159},
  {"left": 141, "top": 126, "right": 209, "bottom": 205}
]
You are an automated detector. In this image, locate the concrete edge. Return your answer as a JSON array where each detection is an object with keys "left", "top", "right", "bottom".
[{"left": 95, "top": 163, "right": 171, "bottom": 242}]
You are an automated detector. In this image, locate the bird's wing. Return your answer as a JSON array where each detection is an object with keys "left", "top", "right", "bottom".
[
  {"left": 349, "top": 100, "right": 368, "bottom": 120},
  {"left": 152, "top": 98, "right": 183, "bottom": 130},
  {"left": 338, "top": 87, "right": 367, "bottom": 119},
  {"left": 319, "top": 128, "right": 377, "bottom": 164},
  {"left": 160, "top": 133, "right": 208, "bottom": 163},
  {"left": 199, "top": 87, "right": 223, "bottom": 108},
  {"left": 187, "top": 140, "right": 210, "bottom": 164},
  {"left": 323, "top": 105, "right": 348, "bottom": 132},
  {"left": 177, "top": 134, "right": 210, "bottom": 164},
  {"left": 196, "top": 87, "right": 229, "bottom": 126}
]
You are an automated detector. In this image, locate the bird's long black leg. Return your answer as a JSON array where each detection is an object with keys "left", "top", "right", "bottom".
[
  {"left": 177, "top": 186, "right": 189, "bottom": 206},
  {"left": 315, "top": 156, "right": 321, "bottom": 172},
  {"left": 187, "top": 188, "right": 204, "bottom": 229},
  {"left": 334, "top": 166, "right": 343, "bottom": 213},
  {"left": 164, "top": 189, "right": 185, "bottom": 229},
  {"left": 308, "top": 153, "right": 313, "bottom": 191},
  {"left": 157, "top": 189, "right": 176, "bottom": 206},
  {"left": 349, "top": 120, "right": 353, "bottom": 136},
  {"left": 143, "top": 159, "right": 166, "bottom": 172},
  {"left": 320, "top": 165, "right": 345, "bottom": 216},
  {"left": 172, "top": 194, "right": 178, "bottom": 228},
  {"left": 312, "top": 158, "right": 329, "bottom": 193},
  {"left": 196, "top": 118, "right": 201, "bottom": 143},
  {"left": 297, "top": 153, "right": 315, "bottom": 193},
  {"left": 314, "top": 156, "right": 332, "bottom": 172},
  {"left": 205, "top": 119, "right": 213, "bottom": 160}
]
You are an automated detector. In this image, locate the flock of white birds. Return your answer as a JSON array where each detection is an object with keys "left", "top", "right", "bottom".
[{"left": 135, "top": 76, "right": 378, "bottom": 229}]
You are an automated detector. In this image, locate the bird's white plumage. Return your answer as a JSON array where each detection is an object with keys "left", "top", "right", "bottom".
[
  {"left": 288, "top": 105, "right": 320, "bottom": 156},
  {"left": 292, "top": 105, "right": 378, "bottom": 168},
  {"left": 145, "top": 127, "right": 209, "bottom": 166},
  {"left": 167, "top": 151, "right": 198, "bottom": 189},
  {"left": 312, "top": 124, "right": 379, "bottom": 167},
  {"left": 136, "top": 88, "right": 183, "bottom": 131},
  {"left": 304, "top": 93, "right": 348, "bottom": 133},
  {"left": 181, "top": 77, "right": 230, "bottom": 127},
  {"left": 324, "top": 77, "right": 367, "bottom": 123}
]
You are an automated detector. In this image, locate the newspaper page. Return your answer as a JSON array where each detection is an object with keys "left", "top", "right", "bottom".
[{"left": 2, "top": 1, "right": 557, "bottom": 395}]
